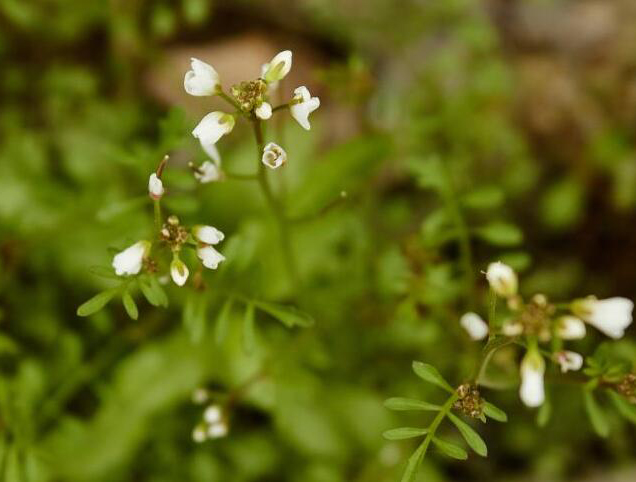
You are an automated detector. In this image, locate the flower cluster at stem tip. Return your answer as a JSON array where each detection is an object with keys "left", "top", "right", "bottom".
[
  {"left": 184, "top": 50, "right": 320, "bottom": 178},
  {"left": 458, "top": 261, "right": 634, "bottom": 408},
  {"left": 191, "top": 388, "right": 229, "bottom": 443}
]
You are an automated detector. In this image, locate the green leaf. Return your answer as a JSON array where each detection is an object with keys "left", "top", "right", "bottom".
[
  {"left": 411, "top": 361, "right": 454, "bottom": 393},
  {"left": 608, "top": 391, "right": 636, "bottom": 424},
  {"left": 242, "top": 302, "right": 256, "bottom": 355},
  {"left": 400, "top": 439, "right": 428, "bottom": 482},
  {"left": 384, "top": 398, "right": 442, "bottom": 411},
  {"left": 215, "top": 298, "right": 233, "bottom": 344},
  {"left": 584, "top": 391, "right": 610, "bottom": 437},
  {"left": 77, "top": 289, "right": 118, "bottom": 317},
  {"left": 253, "top": 301, "right": 314, "bottom": 328},
  {"left": 383, "top": 427, "right": 429, "bottom": 440},
  {"left": 462, "top": 186, "right": 504, "bottom": 210},
  {"left": 483, "top": 401, "right": 507, "bottom": 422},
  {"left": 139, "top": 276, "right": 168, "bottom": 308},
  {"left": 431, "top": 437, "right": 468, "bottom": 460},
  {"left": 475, "top": 222, "right": 523, "bottom": 246},
  {"left": 88, "top": 265, "right": 120, "bottom": 280},
  {"left": 448, "top": 413, "right": 488, "bottom": 456},
  {"left": 122, "top": 291, "right": 138, "bottom": 320},
  {"left": 537, "top": 398, "right": 551, "bottom": 427}
]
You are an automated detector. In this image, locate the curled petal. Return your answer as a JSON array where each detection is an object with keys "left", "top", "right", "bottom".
[
  {"left": 197, "top": 245, "right": 225, "bottom": 270},
  {"left": 112, "top": 241, "right": 151, "bottom": 276},
  {"left": 193, "top": 112, "right": 235, "bottom": 147},
  {"left": 193, "top": 225, "right": 225, "bottom": 245},
  {"left": 290, "top": 86, "right": 320, "bottom": 130}
]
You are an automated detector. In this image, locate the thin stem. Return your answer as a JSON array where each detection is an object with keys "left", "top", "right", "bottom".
[
  {"left": 217, "top": 89, "right": 241, "bottom": 111},
  {"left": 251, "top": 119, "right": 300, "bottom": 287},
  {"left": 153, "top": 199, "right": 162, "bottom": 234},
  {"left": 271, "top": 103, "right": 290, "bottom": 113},
  {"left": 407, "top": 393, "right": 459, "bottom": 481}
]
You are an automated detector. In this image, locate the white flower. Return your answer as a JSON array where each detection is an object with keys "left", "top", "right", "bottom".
[
  {"left": 262, "top": 50, "right": 292, "bottom": 84},
  {"left": 193, "top": 225, "right": 224, "bottom": 245},
  {"left": 290, "top": 86, "right": 320, "bottom": 130},
  {"left": 572, "top": 296, "right": 634, "bottom": 339},
  {"left": 112, "top": 241, "right": 150, "bottom": 276},
  {"left": 148, "top": 173, "right": 164, "bottom": 200},
  {"left": 486, "top": 261, "right": 518, "bottom": 298},
  {"left": 555, "top": 315, "right": 586, "bottom": 340},
  {"left": 554, "top": 350, "right": 584, "bottom": 373},
  {"left": 194, "top": 161, "right": 222, "bottom": 184},
  {"left": 460, "top": 312, "right": 489, "bottom": 340},
  {"left": 192, "top": 388, "right": 209, "bottom": 404},
  {"left": 201, "top": 142, "right": 221, "bottom": 164},
  {"left": 207, "top": 421, "right": 228, "bottom": 439},
  {"left": 192, "top": 425, "right": 207, "bottom": 443},
  {"left": 502, "top": 320, "right": 524, "bottom": 337},
  {"left": 197, "top": 245, "right": 225, "bottom": 270},
  {"left": 204, "top": 405, "right": 222, "bottom": 424},
  {"left": 519, "top": 350, "right": 545, "bottom": 407},
  {"left": 184, "top": 58, "right": 220, "bottom": 96},
  {"left": 170, "top": 258, "right": 189, "bottom": 286},
  {"left": 261, "top": 142, "right": 287, "bottom": 169},
  {"left": 255, "top": 102, "right": 272, "bottom": 120},
  {"left": 193, "top": 111, "right": 235, "bottom": 148}
]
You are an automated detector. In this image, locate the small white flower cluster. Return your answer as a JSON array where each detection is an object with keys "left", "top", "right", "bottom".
[
  {"left": 458, "top": 261, "right": 634, "bottom": 408},
  {"left": 191, "top": 389, "right": 229, "bottom": 443},
  {"left": 183, "top": 50, "right": 320, "bottom": 177},
  {"left": 113, "top": 179, "right": 226, "bottom": 287}
]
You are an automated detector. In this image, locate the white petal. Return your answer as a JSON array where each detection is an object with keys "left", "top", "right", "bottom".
[
  {"left": 502, "top": 321, "right": 524, "bottom": 336},
  {"left": 555, "top": 351, "right": 583, "bottom": 373},
  {"left": 255, "top": 102, "right": 272, "bottom": 120},
  {"left": 184, "top": 58, "right": 220, "bottom": 96},
  {"left": 148, "top": 173, "right": 164, "bottom": 199},
  {"left": 574, "top": 297, "right": 634, "bottom": 339},
  {"left": 460, "top": 312, "right": 489, "bottom": 340},
  {"left": 192, "top": 425, "right": 207, "bottom": 443},
  {"left": 201, "top": 142, "right": 221, "bottom": 164},
  {"left": 193, "top": 225, "right": 224, "bottom": 245},
  {"left": 203, "top": 405, "right": 222, "bottom": 424},
  {"left": 207, "top": 422, "right": 228, "bottom": 439},
  {"left": 263, "top": 50, "right": 292, "bottom": 83},
  {"left": 112, "top": 241, "right": 150, "bottom": 276},
  {"left": 170, "top": 258, "right": 189, "bottom": 286},
  {"left": 194, "top": 161, "right": 222, "bottom": 184},
  {"left": 556, "top": 316, "right": 586, "bottom": 340},
  {"left": 519, "top": 352, "right": 545, "bottom": 407},
  {"left": 197, "top": 245, "right": 225, "bottom": 270},
  {"left": 486, "top": 261, "right": 518, "bottom": 297},
  {"left": 290, "top": 89, "right": 320, "bottom": 131},
  {"left": 193, "top": 112, "right": 235, "bottom": 146}
]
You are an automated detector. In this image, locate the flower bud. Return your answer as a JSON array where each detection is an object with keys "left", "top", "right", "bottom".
[
  {"left": 148, "top": 173, "right": 164, "bottom": 200},
  {"left": 555, "top": 315, "right": 586, "bottom": 340},
  {"left": 571, "top": 296, "right": 633, "bottom": 339},
  {"left": 459, "top": 312, "right": 489, "bottom": 340},
  {"left": 486, "top": 261, "right": 518, "bottom": 298},
  {"left": 262, "top": 50, "right": 292, "bottom": 83},
  {"left": 170, "top": 257, "right": 189, "bottom": 286},
  {"left": 204, "top": 405, "right": 222, "bottom": 424},
  {"left": 255, "top": 102, "right": 272, "bottom": 120},
  {"left": 519, "top": 349, "right": 545, "bottom": 407}
]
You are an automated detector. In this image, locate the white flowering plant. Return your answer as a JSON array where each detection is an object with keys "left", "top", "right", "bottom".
[{"left": 4, "top": 2, "right": 636, "bottom": 481}]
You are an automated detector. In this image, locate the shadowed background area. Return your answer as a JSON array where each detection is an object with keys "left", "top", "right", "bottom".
[{"left": 1, "top": 0, "right": 636, "bottom": 481}]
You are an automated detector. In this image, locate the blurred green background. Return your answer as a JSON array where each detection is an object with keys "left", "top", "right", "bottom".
[{"left": 2, "top": 0, "right": 636, "bottom": 480}]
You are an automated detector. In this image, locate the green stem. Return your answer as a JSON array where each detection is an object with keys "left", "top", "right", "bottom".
[
  {"left": 405, "top": 393, "right": 459, "bottom": 482},
  {"left": 153, "top": 199, "right": 161, "bottom": 234},
  {"left": 251, "top": 119, "right": 300, "bottom": 287},
  {"left": 217, "top": 89, "right": 241, "bottom": 111}
]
